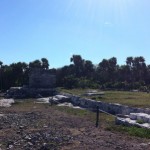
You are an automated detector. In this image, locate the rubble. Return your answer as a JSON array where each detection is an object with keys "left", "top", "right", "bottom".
[
  {"left": 57, "top": 102, "right": 84, "bottom": 109},
  {"left": 116, "top": 113, "right": 150, "bottom": 129},
  {"left": 0, "top": 99, "right": 14, "bottom": 107},
  {"left": 5, "top": 87, "right": 56, "bottom": 99},
  {"left": 0, "top": 112, "right": 73, "bottom": 150},
  {"left": 36, "top": 95, "right": 70, "bottom": 104}
]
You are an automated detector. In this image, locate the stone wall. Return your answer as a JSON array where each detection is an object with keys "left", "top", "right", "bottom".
[
  {"left": 62, "top": 93, "right": 150, "bottom": 115},
  {"left": 29, "top": 69, "right": 56, "bottom": 88}
]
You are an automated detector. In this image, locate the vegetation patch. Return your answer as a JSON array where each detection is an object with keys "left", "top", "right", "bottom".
[
  {"left": 106, "top": 125, "right": 150, "bottom": 139},
  {"left": 136, "top": 119, "right": 145, "bottom": 124}
]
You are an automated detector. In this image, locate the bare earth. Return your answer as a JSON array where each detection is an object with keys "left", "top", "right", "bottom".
[{"left": 0, "top": 102, "right": 150, "bottom": 150}]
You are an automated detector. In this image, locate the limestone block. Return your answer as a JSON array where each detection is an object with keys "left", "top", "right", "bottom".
[
  {"left": 129, "top": 113, "right": 137, "bottom": 120},
  {"left": 0, "top": 99, "right": 15, "bottom": 107}
]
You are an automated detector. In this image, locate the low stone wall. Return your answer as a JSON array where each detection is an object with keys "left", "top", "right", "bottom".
[{"left": 62, "top": 93, "right": 150, "bottom": 115}]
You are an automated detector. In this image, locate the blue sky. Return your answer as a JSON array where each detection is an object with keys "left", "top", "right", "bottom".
[{"left": 0, "top": 0, "right": 150, "bottom": 68}]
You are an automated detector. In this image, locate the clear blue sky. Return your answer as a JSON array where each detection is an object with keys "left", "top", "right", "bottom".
[{"left": 0, "top": 0, "right": 150, "bottom": 68}]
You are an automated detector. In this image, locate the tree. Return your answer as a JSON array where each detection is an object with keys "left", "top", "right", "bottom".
[
  {"left": 84, "top": 60, "right": 94, "bottom": 79},
  {"left": 126, "top": 57, "right": 133, "bottom": 68},
  {"left": 41, "top": 58, "right": 49, "bottom": 70},
  {"left": 0, "top": 61, "right": 3, "bottom": 91},
  {"left": 29, "top": 59, "right": 42, "bottom": 69},
  {"left": 132, "top": 57, "right": 146, "bottom": 82},
  {"left": 10, "top": 62, "right": 28, "bottom": 86},
  {"left": 70, "top": 55, "right": 85, "bottom": 77},
  {"left": 97, "top": 57, "right": 118, "bottom": 83},
  {"left": 0, "top": 61, "right": 3, "bottom": 68}
]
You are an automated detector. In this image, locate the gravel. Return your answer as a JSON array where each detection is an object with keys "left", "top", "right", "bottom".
[{"left": 0, "top": 104, "right": 150, "bottom": 150}]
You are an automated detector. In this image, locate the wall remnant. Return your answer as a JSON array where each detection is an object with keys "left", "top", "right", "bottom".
[
  {"left": 29, "top": 68, "right": 56, "bottom": 88},
  {"left": 5, "top": 68, "right": 56, "bottom": 99}
]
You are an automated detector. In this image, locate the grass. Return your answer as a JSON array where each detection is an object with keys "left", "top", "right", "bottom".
[
  {"left": 59, "top": 88, "right": 150, "bottom": 108},
  {"left": 136, "top": 119, "right": 145, "bottom": 124},
  {"left": 55, "top": 106, "right": 92, "bottom": 117},
  {"left": 99, "top": 91, "right": 150, "bottom": 108},
  {"left": 107, "top": 125, "right": 150, "bottom": 139},
  {"left": 1, "top": 99, "right": 51, "bottom": 112},
  {"left": 55, "top": 105, "right": 150, "bottom": 139},
  {"left": 55, "top": 105, "right": 116, "bottom": 129},
  {"left": 57, "top": 88, "right": 87, "bottom": 96}
]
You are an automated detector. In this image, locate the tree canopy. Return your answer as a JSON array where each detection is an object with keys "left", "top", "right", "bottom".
[{"left": 0, "top": 55, "right": 150, "bottom": 91}]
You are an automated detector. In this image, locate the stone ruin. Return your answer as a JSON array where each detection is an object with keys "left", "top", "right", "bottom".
[
  {"left": 29, "top": 68, "right": 55, "bottom": 88},
  {"left": 5, "top": 68, "right": 56, "bottom": 99}
]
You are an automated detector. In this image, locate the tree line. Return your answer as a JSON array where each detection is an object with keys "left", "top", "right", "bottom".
[{"left": 0, "top": 55, "right": 150, "bottom": 91}]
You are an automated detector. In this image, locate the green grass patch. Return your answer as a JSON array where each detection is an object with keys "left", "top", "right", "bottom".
[
  {"left": 55, "top": 106, "right": 93, "bottom": 117},
  {"left": 99, "top": 91, "right": 150, "bottom": 108},
  {"left": 59, "top": 88, "right": 150, "bottom": 108},
  {"left": 55, "top": 106, "right": 116, "bottom": 128},
  {"left": 136, "top": 119, "right": 145, "bottom": 124},
  {"left": 106, "top": 125, "right": 150, "bottom": 139},
  {"left": 58, "top": 87, "right": 88, "bottom": 96}
]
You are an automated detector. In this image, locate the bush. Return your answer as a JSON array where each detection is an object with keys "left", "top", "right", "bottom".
[
  {"left": 63, "top": 75, "right": 78, "bottom": 89},
  {"left": 77, "top": 78, "right": 99, "bottom": 89}
]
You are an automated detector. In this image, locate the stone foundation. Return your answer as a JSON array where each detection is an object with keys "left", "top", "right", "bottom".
[
  {"left": 62, "top": 93, "right": 150, "bottom": 115},
  {"left": 5, "top": 87, "right": 56, "bottom": 99}
]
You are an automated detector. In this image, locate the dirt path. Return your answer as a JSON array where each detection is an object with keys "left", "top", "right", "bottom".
[{"left": 0, "top": 103, "right": 150, "bottom": 150}]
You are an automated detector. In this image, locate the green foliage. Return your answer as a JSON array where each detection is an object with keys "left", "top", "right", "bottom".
[
  {"left": 63, "top": 75, "right": 78, "bottom": 89},
  {"left": 1, "top": 55, "right": 150, "bottom": 91},
  {"left": 77, "top": 78, "right": 99, "bottom": 89},
  {"left": 55, "top": 106, "right": 91, "bottom": 117}
]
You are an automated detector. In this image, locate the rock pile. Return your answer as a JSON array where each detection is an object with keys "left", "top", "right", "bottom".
[
  {"left": 36, "top": 95, "right": 70, "bottom": 104},
  {"left": 0, "top": 99, "right": 14, "bottom": 107},
  {"left": 116, "top": 113, "right": 150, "bottom": 129},
  {"left": 5, "top": 87, "right": 56, "bottom": 99},
  {"left": 0, "top": 112, "right": 73, "bottom": 150}
]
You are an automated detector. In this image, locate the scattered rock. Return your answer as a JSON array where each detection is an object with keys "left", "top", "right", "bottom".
[
  {"left": 0, "top": 99, "right": 14, "bottom": 107},
  {"left": 0, "top": 112, "right": 73, "bottom": 150}
]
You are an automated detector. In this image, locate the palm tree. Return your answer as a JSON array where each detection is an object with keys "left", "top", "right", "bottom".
[{"left": 0, "top": 61, "right": 3, "bottom": 91}]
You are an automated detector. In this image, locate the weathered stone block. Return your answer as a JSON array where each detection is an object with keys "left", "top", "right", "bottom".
[{"left": 29, "top": 68, "right": 56, "bottom": 88}]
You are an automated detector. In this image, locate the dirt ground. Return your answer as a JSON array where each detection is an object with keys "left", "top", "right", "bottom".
[{"left": 0, "top": 101, "right": 150, "bottom": 150}]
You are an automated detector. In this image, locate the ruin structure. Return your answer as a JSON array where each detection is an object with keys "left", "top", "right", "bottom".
[
  {"left": 29, "top": 69, "right": 56, "bottom": 88},
  {"left": 5, "top": 68, "right": 56, "bottom": 99}
]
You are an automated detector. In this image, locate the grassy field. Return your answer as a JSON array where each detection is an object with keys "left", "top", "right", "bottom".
[{"left": 59, "top": 88, "right": 150, "bottom": 108}]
